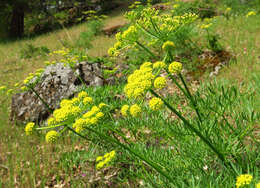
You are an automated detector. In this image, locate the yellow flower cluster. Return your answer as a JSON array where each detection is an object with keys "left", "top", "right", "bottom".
[
  {"left": 23, "top": 69, "right": 44, "bottom": 86},
  {"left": 149, "top": 97, "right": 164, "bottom": 111},
  {"left": 53, "top": 104, "right": 81, "bottom": 124},
  {"left": 25, "top": 122, "right": 35, "bottom": 135},
  {"left": 154, "top": 77, "right": 167, "bottom": 89},
  {"left": 200, "top": 23, "right": 212, "bottom": 29},
  {"left": 121, "top": 104, "right": 141, "bottom": 117},
  {"left": 124, "top": 62, "right": 155, "bottom": 98},
  {"left": 78, "top": 91, "right": 88, "bottom": 99},
  {"left": 53, "top": 47, "right": 70, "bottom": 56},
  {"left": 96, "top": 150, "right": 116, "bottom": 169},
  {"left": 121, "top": 105, "right": 129, "bottom": 116},
  {"left": 0, "top": 86, "right": 6, "bottom": 92},
  {"left": 7, "top": 89, "right": 13, "bottom": 95},
  {"left": 130, "top": 104, "right": 141, "bottom": 117},
  {"left": 48, "top": 92, "right": 91, "bottom": 126},
  {"left": 236, "top": 174, "right": 253, "bottom": 188},
  {"left": 98, "top": 103, "right": 107, "bottom": 109},
  {"left": 108, "top": 47, "right": 119, "bottom": 57},
  {"left": 159, "top": 12, "right": 198, "bottom": 33},
  {"left": 225, "top": 7, "right": 231, "bottom": 13},
  {"left": 153, "top": 61, "right": 166, "bottom": 69},
  {"left": 129, "top": 1, "right": 142, "bottom": 9},
  {"left": 246, "top": 11, "right": 256, "bottom": 17},
  {"left": 256, "top": 182, "right": 260, "bottom": 188},
  {"left": 45, "top": 130, "right": 58, "bottom": 143},
  {"left": 72, "top": 103, "right": 106, "bottom": 133},
  {"left": 83, "top": 97, "right": 93, "bottom": 105},
  {"left": 52, "top": 47, "right": 82, "bottom": 68},
  {"left": 113, "top": 6, "right": 198, "bottom": 57},
  {"left": 162, "top": 41, "right": 175, "bottom": 51},
  {"left": 73, "top": 118, "right": 87, "bottom": 133},
  {"left": 168, "top": 61, "right": 182, "bottom": 74}
]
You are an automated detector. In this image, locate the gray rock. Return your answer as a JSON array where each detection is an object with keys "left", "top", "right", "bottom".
[{"left": 10, "top": 62, "right": 104, "bottom": 124}]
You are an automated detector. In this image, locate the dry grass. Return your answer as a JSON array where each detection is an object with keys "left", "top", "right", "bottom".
[{"left": 213, "top": 15, "right": 260, "bottom": 83}]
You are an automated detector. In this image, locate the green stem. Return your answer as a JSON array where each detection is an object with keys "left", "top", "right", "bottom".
[
  {"left": 150, "top": 17, "right": 161, "bottom": 36},
  {"left": 136, "top": 23, "right": 160, "bottom": 40},
  {"left": 178, "top": 73, "right": 203, "bottom": 124},
  {"left": 149, "top": 89, "right": 229, "bottom": 168},
  {"left": 166, "top": 70, "right": 188, "bottom": 97},
  {"left": 65, "top": 125, "right": 92, "bottom": 142},
  {"left": 29, "top": 86, "right": 53, "bottom": 113},
  {"left": 135, "top": 41, "right": 156, "bottom": 59},
  {"left": 83, "top": 125, "right": 175, "bottom": 184},
  {"left": 36, "top": 124, "right": 64, "bottom": 130}
]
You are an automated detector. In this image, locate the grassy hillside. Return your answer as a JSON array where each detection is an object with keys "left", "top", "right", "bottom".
[{"left": 0, "top": 1, "right": 259, "bottom": 187}]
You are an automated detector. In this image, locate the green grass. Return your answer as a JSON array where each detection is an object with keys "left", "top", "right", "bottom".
[{"left": 0, "top": 2, "right": 260, "bottom": 187}]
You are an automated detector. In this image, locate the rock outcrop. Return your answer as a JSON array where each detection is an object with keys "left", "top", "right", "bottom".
[{"left": 10, "top": 62, "right": 104, "bottom": 124}]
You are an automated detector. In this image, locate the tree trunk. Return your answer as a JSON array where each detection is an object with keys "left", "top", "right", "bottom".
[{"left": 9, "top": 3, "right": 25, "bottom": 38}]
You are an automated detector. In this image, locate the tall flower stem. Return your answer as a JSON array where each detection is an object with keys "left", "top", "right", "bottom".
[
  {"left": 135, "top": 41, "right": 157, "bottom": 59},
  {"left": 149, "top": 89, "right": 230, "bottom": 169},
  {"left": 65, "top": 125, "right": 92, "bottom": 142},
  {"left": 165, "top": 51, "right": 202, "bottom": 124},
  {"left": 83, "top": 125, "right": 177, "bottom": 185},
  {"left": 178, "top": 73, "right": 203, "bottom": 124}
]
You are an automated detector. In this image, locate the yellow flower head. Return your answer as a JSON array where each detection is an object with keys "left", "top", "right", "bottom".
[
  {"left": 83, "top": 97, "right": 93, "bottom": 105},
  {"left": 78, "top": 91, "right": 88, "bottom": 99},
  {"left": 83, "top": 110, "right": 95, "bottom": 118},
  {"left": 154, "top": 77, "right": 167, "bottom": 89},
  {"left": 75, "top": 124, "right": 84, "bottom": 133},
  {"left": 14, "top": 83, "right": 19, "bottom": 87},
  {"left": 7, "top": 89, "right": 13, "bottom": 95},
  {"left": 124, "top": 63, "right": 155, "bottom": 99},
  {"left": 71, "top": 97, "right": 80, "bottom": 105},
  {"left": 96, "top": 150, "right": 116, "bottom": 170},
  {"left": 200, "top": 23, "right": 212, "bottom": 29},
  {"left": 96, "top": 112, "right": 104, "bottom": 119},
  {"left": 140, "top": 62, "right": 152, "bottom": 69},
  {"left": 91, "top": 106, "right": 100, "bottom": 114},
  {"left": 96, "top": 161, "right": 105, "bottom": 169},
  {"left": 60, "top": 99, "right": 72, "bottom": 108},
  {"left": 21, "top": 86, "right": 27, "bottom": 91},
  {"left": 246, "top": 11, "right": 256, "bottom": 17},
  {"left": 153, "top": 61, "right": 166, "bottom": 69},
  {"left": 162, "top": 41, "right": 175, "bottom": 51},
  {"left": 98, "top": 103, "right": 107, "bottom": 109},
  {"left": 173, "top": 4, "right": 179, "bottom": 9},
  {"left": 73, "top": 118, "right": 87, "bottom": 129},
  {"left": 45, "top": 130, "right": 58, "bottom": 143},
  {"left": 226, "top": 7, "right": 231, "bottom": 12},
  {"left": 121, "top": 105, "right": 129, "bottom": 116},
  {"left": 0, "top": 86, "right": 7, "bottom": 92},
  {"left": 23, "top": 75, "right": 34, "bottom": 85},
  {"left": 236, "top": 174, "right": 253, "bottom": 188},
  {"left": 25, "top": 122, "right": 35, "bottom": 135},
  {"left": 90, "top": 117, "right": 98, "bottom": 125},
  {"left": 96, "top": 156, "right": 103, "bottom": 162},
  {"left": 130, "top": 104, "right": 141, "bottom": 117},
  {"left": 168, "top": 61, "right": 182, "bottom": 74},
  {"left": 47, "top": 117, "right": 56, "bottom": 126},
  {"left": 108, "top": 47, "right": 119, "bottom": 57},
  {"left": 256, "top": 182, "right": 260, "bottom": 188},
  {"left": 149, "top": 97, "right": 164, "bottom": 111}
]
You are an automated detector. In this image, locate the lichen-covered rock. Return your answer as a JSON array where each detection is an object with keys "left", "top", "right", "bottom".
[{"left": 10, "top": 62, "right": 104, "bottom": 124}]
